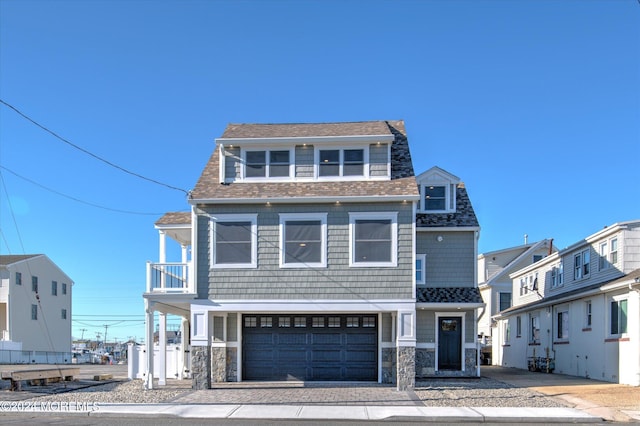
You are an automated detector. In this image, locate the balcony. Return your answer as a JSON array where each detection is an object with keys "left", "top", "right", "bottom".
[{"left": 146, "top": 262, "right": 195, "bottom": 294}]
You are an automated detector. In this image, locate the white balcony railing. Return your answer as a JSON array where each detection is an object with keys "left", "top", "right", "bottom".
[{"left": 146, "top": 262, "right": 194, "bottom": 294}]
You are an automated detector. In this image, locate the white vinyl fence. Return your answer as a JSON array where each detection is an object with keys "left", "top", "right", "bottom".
[{"left": 127, "top": 343, "right": 190, "bottom": 380}]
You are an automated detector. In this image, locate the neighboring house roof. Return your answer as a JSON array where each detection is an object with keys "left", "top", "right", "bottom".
[
  {"left": 496, "top": 268, "right": 640, "bottom": 317},
  {"left": 417, "top": 287, "right": 483, "bottom": 304},
  {"left": 480, "top": 239, "right": 554, "bottom": 285},
  {"left": 0, "top": 254, "right": 42, "bottom": 266},
  {"left": 155, "top": 212, "right": 191, "bottom": 226},
  {"left": 415, "top": 184, "right": 479, "bottom": 228},
  {"left": 190, "top": 120, "right": 419, "bottom": 202}
]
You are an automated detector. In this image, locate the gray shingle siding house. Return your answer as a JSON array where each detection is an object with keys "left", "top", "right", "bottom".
[{"left": 143, "top": 121, "right": 482, "bottom": 390}]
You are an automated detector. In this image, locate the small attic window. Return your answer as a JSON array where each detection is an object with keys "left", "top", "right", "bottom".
[{"left": 420, "top": 183, "right": 456, "bottom": 212}]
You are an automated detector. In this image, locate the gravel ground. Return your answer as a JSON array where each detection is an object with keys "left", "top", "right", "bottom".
[
  {"left": 18, "top": 377, "right": 567, "bottom": 407},
  {"left": 415, "top": 378, "right": 568, "bottom": 407}
]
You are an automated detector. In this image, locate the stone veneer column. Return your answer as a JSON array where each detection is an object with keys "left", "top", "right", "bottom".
[
  {"left": 397, "top": 346, "right": 415, "bottom": 391},
  {"left": 191, "top": 346, "right": 211, "bottom": 389},
  {"left": 210, "top": 347, "right": 227, "bottom": 382}
]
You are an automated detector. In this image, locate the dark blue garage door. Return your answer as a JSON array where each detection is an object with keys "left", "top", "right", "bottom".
[{"left": 242, "top": 314, "right": 378, "bottom": 381}]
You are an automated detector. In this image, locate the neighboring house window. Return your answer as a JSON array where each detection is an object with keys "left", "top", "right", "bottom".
[
  {"left": 279, "top": 213, "right": 327, "bottom": 268},
  {"left": 349, "top": 212, "right": 397, "bottom": 267},
  {"left": 533, "top": 255, "right": 544, "bottom": 263},
  {"left": 574, "top": 249, "right": 590, "bottom": 280},
  {"left": 31, "top": 304, "right": 37, "bottom": 320},
  {"left": 551, "top": 262, "right": 564, "bottom": 287},
  {"left": 530, "top": 315, "right": 540, "bottom": 343},
  {"left": 610, "top": 298, "right": 628, "bottom": 335},
  {"left": 519, "top": 278, "right": 526, "bottom": 296},
  {"left": 61, "top": 309, "right": 67, "bottom": 320},
  {"left": 211, "top": 215, "right": 258, "bottom": 268},
  {"left": 15, "top": 272, "right": 22, "bottom": 285},
  {"left": 557, "top": 310, "right": 569, "bottom": 340},
  {"left": 585, "top": 301, "right": 592, "bottom": 328},
  {"left": 245, "top": 150, "right": 291, "bottom": 178},
  {"left": 516, "top": 316, "right": 522, "bottom": 337},
  {"left": 51, "top": 281, "right": 57, "bottom": 296},
  {"left": 498, "top": 292, "right": 511, "bottom": 312},
  {"left": 62, "top": 283, "right": 67, "bottom": 295},
  {"left": 318, "top": 148, "right": 365, "bottom": 177},
  {"left": 610, "top": 238, "right": 618, "bottom": 265},
  {"left": 32, "top": 276, "right": 38, "bottom": 293},
  {"left": 503, "top": 321, "right": 510, "bottom": 344},
  {"left": 599, "top": 241, "right": 609, "bottom": 270},
  {"left": 416, "top": 254, "right": 426, "bottom": 284}
]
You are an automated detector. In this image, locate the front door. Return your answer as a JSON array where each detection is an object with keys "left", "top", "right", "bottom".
[{"left": 438, "top": 317, "right": 462, "bottom": 370}]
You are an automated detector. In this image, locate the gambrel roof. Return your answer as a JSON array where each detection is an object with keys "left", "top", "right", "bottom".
[{"left": 190, "top": 120, "right": 419, "bottom": 202}]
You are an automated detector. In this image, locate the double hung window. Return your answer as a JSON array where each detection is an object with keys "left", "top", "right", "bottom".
[
  {"left": 211, "top": 215, "right": 257, "bottom": 268},
  {"left": 530, "top": 315, "right": 540, "bottom": 343},
  {"left": 349, "top": 212, "right": 397, "bottom": 267},
  {"left": 245, "top": 150, "right": 291, "bottom": 178},
  {"left": 416, "top": 254, "right": 426, "bottom": 284},
  {"left": 556, "top": 310, "right": 569, "bottom": 340},
  {"left": 280, "top": 213, "right": 327, "bottom": 268},
  {"left": 424, "top": 186, "right": 446, "bottom": 211},
  {"left": 574, "top": 249, "right": 590, "bottom": 280},
  {"left": 318, "top": 148, "right": 364, "bottom": 177},
  {"left": 610, "top": 298, "right": 628, "bottom": 336},
  {"left": 551, "top": 261, "right": 564, "bottom": 287}
]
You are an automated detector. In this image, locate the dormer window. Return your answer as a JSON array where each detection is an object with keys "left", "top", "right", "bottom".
[
  {"left": 319, "top": 148, "right": 364, "bottom": 177},
  {"left": 245, "top": 150, "right": 291, "bottom": 179},
  {"left": 416, "top": 166, "right": 460, "bottom": 213}
]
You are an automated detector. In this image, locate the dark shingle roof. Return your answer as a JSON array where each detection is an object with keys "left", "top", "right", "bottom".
[
  {"left": 416, "top": 287, "right": 483, "bottom": 304},
  {"left": 416, "top": 185, "right": 479, "bottom": 228},
  {"left": 155, "top": 212, "right": 191, "bottom": 226},
  {"left": 190, "top": 120, "right": 418, "bottom": 201},
  {"left": 0, "top": 254, "right": 41, "bottom": 266}
]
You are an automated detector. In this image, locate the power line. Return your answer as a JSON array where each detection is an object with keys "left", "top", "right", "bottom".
[
  {"left": 0, "top": 99, "right": 190, "bottom": 195},
  {"left": 0, "top": 165, "right": 170, "bottom": 216}
]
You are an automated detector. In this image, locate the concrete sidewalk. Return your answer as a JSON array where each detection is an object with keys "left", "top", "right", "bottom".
[{"left": 0, "top": 402, "right": 601, "bottom": 423}]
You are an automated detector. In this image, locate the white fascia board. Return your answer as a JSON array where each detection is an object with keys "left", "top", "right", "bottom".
[
  {"left": 154, "top": 223, "right": 191, "bottom": 230},
  {"left": 189, "top": 195, "right": 420, "bottom": 205},
  {"left": 415, "top": 226, "right": 480, "bottom": 232},
  {"left": 190, "top": 299, "right": 416, "bottom": 313},
  {"left": 416, "top": 302, "right": 485, "bottom": 309},
  {"left": 216, "top": 134, "right": 395, "bottom": 147}
]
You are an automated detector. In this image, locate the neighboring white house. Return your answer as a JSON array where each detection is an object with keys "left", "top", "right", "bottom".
[
  {"left": 0, "top": 255, "right": 73, "bottom": 356},
  {"left": 477, "top": 239, "right": 556, "bottom": 362},
  {"left": 493, "top": 220, "right": 640, "bottom": 386}
]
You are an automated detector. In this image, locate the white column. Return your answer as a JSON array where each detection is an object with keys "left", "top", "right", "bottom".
[
  {"left": 158, "top": 312, "right": 167, "bottom": 386},
  {"left": 159, "top": 230, "right": 166, "bottom": 263},
  {"left": 144, "top": 300, "right": 155, "bottom": 390},
  {"left": 179, "top": 316, "right": 189, "bottom": 379}
]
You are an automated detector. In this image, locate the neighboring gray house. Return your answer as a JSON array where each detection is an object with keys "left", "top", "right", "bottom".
[
  {"left": 142, "top": 121, "right": 482, "bottom": 390},
  {"left": 0, "top": 254, "right": 73, "bottom": 357},
  {"left": 494, "top": 220, "right": 640, "bottom": 386},
  {"left": 477, "top": 239, "right": 556, "bottom": 362}
]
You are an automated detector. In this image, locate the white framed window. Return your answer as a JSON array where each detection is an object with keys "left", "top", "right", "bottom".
[
  {"left": 498, "top": 292, "right": 511, "bottom": 312},
  {"left": 349, "top": 212, "right": 398, "bottom": 267},
  {"left": 317, "top": 147, "right": 367, "bottom": 179},
  {"left": 610, "top": 297, "right": 628, "bottom": 336},
  {"left": 210, "top": 214, "right": 258, "bottom": 268},
  {"left": 610, "top": 238, "right": 618, "bottom": 265},
  {"left": 556, "top": 309, "right": 569, "bottom": 340},
  {"left": 530, "top": 314, "right": 540, "bottom": 343},
  {"left": 519, "top": 278, "right": 526, "bottom": 296},
  {"left": 419, "top": 183, "right": 456, "bottom": 213},
  {"left": 574, "top": 249, "right": 590, "bottom": 280},
  {"left": 416, "top": 254, "right": 426, "bottom": 284},
  {"left": 516, "top": 316, "right": 522, "bottom": 337},
  {"left": 279, "top": 213, "right": 327, "bottom": 268},
  {"left": 503, "top": 321, "right": 511, "bottom": 344},
  {"left": 551, "top": 261, "right": 564, "bottom": 288},
  {"left": 244, "top": 149, "right": 292, "bottom": 179},
  {"left": 585, "top": 301, "right": 592, "bottom": 328},
  {"left": 599, "top": 241, "right": 609, "bottom": 270}
]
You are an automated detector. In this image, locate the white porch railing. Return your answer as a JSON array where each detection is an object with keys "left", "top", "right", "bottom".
[{"left": 146, "top": 262, "right": 194, "bottom": 293}]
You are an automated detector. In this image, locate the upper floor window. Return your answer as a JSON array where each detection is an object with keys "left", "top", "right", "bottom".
[
  {"left": 51, "top": 281, "right": 57, "bottom": 296},
  {"left": 210, "top": 214, "right": 257, "bottom": 268},
  {"left": 32, "top": 276, "right": 38, "bottom": 293},
  {"left": 416, "top": 254, "right": 426, "bottom": 284},
  {"left": 319, "top": 148, "right": 364, "bottom": 177},
  {"left": 15, "top": 272, "right": 22, "bottom": 285},
  {"left": 551, "top": 261, "right": 564, "bottom": 287},
  {"left": 349, "top": 212, "right": 397, "bottom": 267},
  {"left": 574, "top": 249, "right": 590, "bottom": 280},
  {"left": 424, "top": 186, "right": 446, "bottom": 210},
  {"left": 245, "top": 150, "right": 291, "bottom": 178},
  {"left": 610, "top": 238, "right": 618, "bottom": 265},
  {"left": 498, "top": 292, "right": 511, "bottom": 311},
  {"left": 62, "top": 283, "right": 67, "bottom": 295},
  {"left": 279, "top": 213, "right": 327, "bottom": 268},
  {"left": 416, "top": 167, "right": 460, "bottom": 213},
  {"left": 31, "top": 304, "right": 38, "bottom": 320}
]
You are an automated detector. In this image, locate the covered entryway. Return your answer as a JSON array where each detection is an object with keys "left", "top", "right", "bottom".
[
  {"left": 438, "top": 316, "right": 462, "bottom": 370},
  {"left": 242, "top": 314, "right": 377, "bottom": 381}
]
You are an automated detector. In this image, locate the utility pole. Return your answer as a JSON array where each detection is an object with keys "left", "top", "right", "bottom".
[
  {"left": 80, "top": 328, "right": 87, "bottom": 340},
  {"left": 103, "top": 324, "right": 109, "bottom": 349}
]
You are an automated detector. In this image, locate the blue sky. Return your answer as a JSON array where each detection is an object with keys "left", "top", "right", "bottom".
[{"left": 1, "top": 0, "right": 638, "bottom": 343}]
